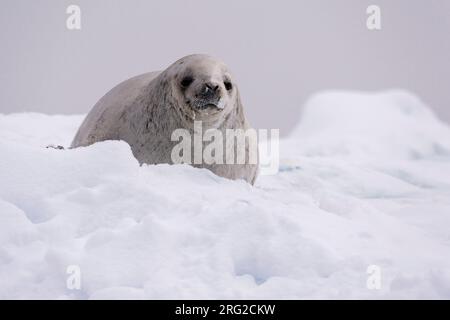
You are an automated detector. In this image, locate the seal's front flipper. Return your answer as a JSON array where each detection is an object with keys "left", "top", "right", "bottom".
[{"left": 46, "top": 144, "right": 65, "bottom": 150}]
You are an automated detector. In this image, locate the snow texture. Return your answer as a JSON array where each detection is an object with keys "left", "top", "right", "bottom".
[{"left": 1, "top": 90, "right": 450, "bottom": 299}]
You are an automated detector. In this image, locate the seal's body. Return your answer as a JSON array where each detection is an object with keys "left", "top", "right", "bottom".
[{"left": 71, "top": 54, "right": 259, "bottom": 184}]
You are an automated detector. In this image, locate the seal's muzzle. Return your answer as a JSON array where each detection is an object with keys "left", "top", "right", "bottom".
[{"left": 192, "top": 81, "right": 224, "bottom": 110}]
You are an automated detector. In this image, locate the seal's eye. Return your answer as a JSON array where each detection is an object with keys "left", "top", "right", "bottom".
[
  {"left": 224, "top": 81, "right": 233, "bottom": 91},
  {"left": 180, "top": 76, "right": 194, "bottom": 88}
]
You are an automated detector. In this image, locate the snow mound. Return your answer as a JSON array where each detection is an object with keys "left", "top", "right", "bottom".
[
  {"left": 1, "top": 91, "right": 450, "bottom": 299},
  {"left": 288, "top": 90, "right": 450, "bottom": 160}
]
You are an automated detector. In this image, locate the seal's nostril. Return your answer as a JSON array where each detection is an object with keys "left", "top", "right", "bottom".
[{"left": 204, "top": 83, "right": 219, "bottom": 93}]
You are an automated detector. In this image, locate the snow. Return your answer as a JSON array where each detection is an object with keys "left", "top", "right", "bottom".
[{"left": 1, "top": 90, "right": 450, "bottom": 299}]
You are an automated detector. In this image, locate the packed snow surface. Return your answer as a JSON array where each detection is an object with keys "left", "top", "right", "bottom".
[{"left": 1, "top": 90, "right": 450, "bottom": 299}]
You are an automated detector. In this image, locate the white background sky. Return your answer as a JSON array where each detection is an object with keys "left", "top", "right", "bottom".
[{"left": 1, "top": 0, "right": 449, "bottom": 135}]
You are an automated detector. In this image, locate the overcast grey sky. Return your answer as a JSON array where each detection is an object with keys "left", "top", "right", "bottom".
[{"left": 1, "top": 0, "right": 449, "bottom": 135}]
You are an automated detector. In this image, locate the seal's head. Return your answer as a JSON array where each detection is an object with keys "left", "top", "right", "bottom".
[{"left": 167, "top": 54, "right": 238, "bottom": 122}]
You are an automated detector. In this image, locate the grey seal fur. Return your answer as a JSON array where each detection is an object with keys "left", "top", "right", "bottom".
[{"left": 71, "top": 54, "right": 259, "bottom": 184}]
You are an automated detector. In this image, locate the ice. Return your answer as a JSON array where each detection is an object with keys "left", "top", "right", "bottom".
[
  {"left": 0, "top": 91, "right": 450, "bottom": 299},
  {"left": 287, "top": 90, "right": 450, "bottom": 160}
]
